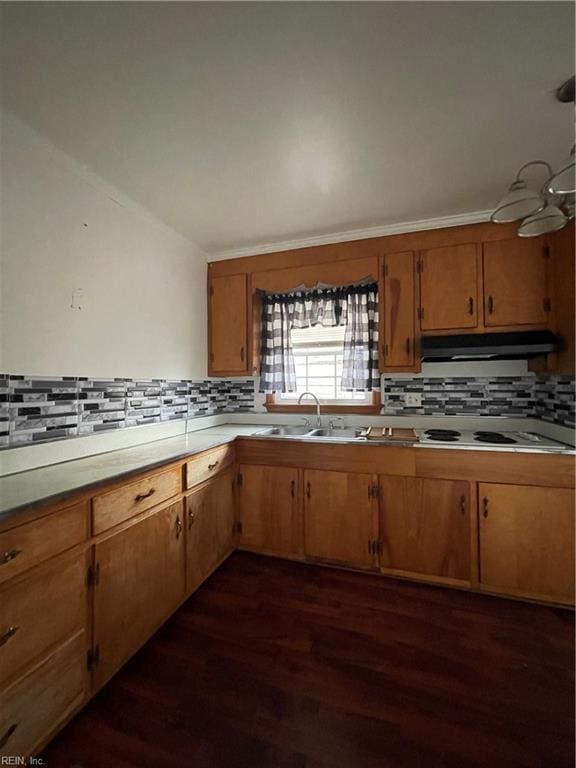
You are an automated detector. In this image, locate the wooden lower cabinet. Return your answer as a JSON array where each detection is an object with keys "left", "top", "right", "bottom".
[
  {"left": 380, "top": 477, "right": 471, "bottom": 583},
  {"left": 186, "top": 469, "right": 236, "bottom": 593},
  {"left": 479, "top": 483, "right": 575, "bottom": 604},
  {"left": 237, "top": 464, "right": 300, "bottom": 557},
  {"left": 304, "top": 469, "right": 379, "bottom": 569},
  {"left": 92, "top": 499, "right": 186, "bottom": 689},
  {"left": 0, "top": 631, "right": 87, "bottom": 759},
  {"left": 0, "top": 550, "right": 88, "bottom": 690}
]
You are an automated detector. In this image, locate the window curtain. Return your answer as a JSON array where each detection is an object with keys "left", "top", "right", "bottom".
[{"left": 259, "top": 283, "right": 379, "bottom": 393}]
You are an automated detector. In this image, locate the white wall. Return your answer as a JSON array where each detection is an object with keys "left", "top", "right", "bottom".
[{"left": 0, "top": 109, "right": 207, "bottom": 380}]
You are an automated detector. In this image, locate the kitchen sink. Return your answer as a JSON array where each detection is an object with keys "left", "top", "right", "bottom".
[
  {"left": 256, "top": 426, "right": 314, "bottom": 436},
  {"left": 308, "top": 428, "right": 364, "bottom": 439}
]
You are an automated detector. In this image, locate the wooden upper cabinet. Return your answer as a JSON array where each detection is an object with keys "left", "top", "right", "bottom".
[
  {"left": 419, "top": 243, "right": 479, "bottom": 331},
  {"left": 483, "top": 238, "right": 548, "bottom": 327},
  {"left": 237, "top": 464, "right": 300, "bottom": 557},
  {"left": 304, "top": 469, "right": 379, "bottom": 569},
  {"left": 92, "top": 500, "right": 186, "bottom": 689},
  {"left": 380, "top": 251, "right": 415, "bottom": 369},
  {"left": 208, "top": 273, "right": 248, "bottom": 375},
  {"left": 185, "top": 469, "right": 235, "bottom": 594},
  {"left": 380, "top": 477, "right": 471, "bottom": 583},
  {"left": 479, "top": 483, "right": 575, "bottom": 604}
]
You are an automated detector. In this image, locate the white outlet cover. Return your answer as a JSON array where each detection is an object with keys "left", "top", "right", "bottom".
[{"left": 405, "top": 393, "right": 423, "bottom": 407}]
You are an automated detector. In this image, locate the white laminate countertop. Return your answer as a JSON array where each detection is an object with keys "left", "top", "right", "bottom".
[
  {"left": 0, "top": 425, "right": 267, "bottom": 523},
  {"left": 0, "top": 421, "right": 574, "bottom": 525}
]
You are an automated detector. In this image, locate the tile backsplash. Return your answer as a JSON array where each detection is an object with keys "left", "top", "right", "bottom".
[
  {"left": 0, "top": 375, "right": 255, "bottom": 448},
  {"left": 1, "top": 371, "right": 573, "bottom": 450},
  {"left": 382, "top": 374, "right": 575, "bottom": 428}
]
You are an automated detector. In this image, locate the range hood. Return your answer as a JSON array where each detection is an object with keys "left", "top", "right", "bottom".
[{"left": 421, "top": 331, "right": 559, "bottom": 362}]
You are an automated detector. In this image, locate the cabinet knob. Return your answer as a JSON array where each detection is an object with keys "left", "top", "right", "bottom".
[
  {"left": 460, "top": 495, "right": 466, "bottom": 514},
  {"left": 468, "top": 297, "right": 474, "bottom": 315},
  {"left": 482, "top": 497, "right": 489, "bottom": 518},
  {"left": 0, "top": 549, "right": 21, "bottom": 567},
  {"left": 175, "top": 515, "right": 183, "bottom": 538},
  {"left": 0, "top": 625, "right": 19, "bottom": 648},
  {"left": 188, "top": 510, "right": 195, "bottom": 529},
  {"left": 306, "top": 482, "right": 311, "bottom": 499},
  {"left": 0, "top": 723, "right": 19, "bottom": 749},
  {"left": 290, "top": 480, "right": 296, "bottom": 498},
  {"left": 487, "top": 296, "right": 494, "bottom": 314}
]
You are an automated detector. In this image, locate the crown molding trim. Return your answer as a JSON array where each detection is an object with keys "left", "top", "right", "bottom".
[{"left": 207, "top": 210, "right": 493, "bottom": 262}]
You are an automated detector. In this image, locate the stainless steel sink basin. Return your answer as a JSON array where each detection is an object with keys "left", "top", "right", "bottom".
[
  {"left": 256, "top": 426, "right": 314, "bottom": 437},
  {"left": 308, "top": 428, "right": 364, "bottom": 439}
]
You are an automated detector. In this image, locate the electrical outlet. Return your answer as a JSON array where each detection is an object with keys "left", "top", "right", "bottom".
[{"left": 404, "top": 392, "right": 423, "bottom": 407}]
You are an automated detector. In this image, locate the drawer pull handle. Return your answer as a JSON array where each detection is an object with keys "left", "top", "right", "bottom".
[
  {"left": 468, "top": 297, "right": 474, "bottom": 315},
  {"left": 208, "top": 461, "right": 219, "bottom": 470},
  {"left": 306, "top": 482, "right": 311, "bottom": 500},
  {"left": 405, "top": 337, "right": 411, "bottom": 355},
  {"left": 483, "top": 497, "right": 489, "bottom": 518},
  {"left": 0, "top": 549, "right": 21, "bottom": 566},
  {"left": 0, "top": 625, "right": 19, "bottom": 647},
  {"left": 135, "top": 488, "right": 155, "bottom": 502},
  {"left": 176, "top": 515, "right": 183, "bottom": 539},
  {"left": 487, "top": 295, "right": 494, "bottom": 314},
  {"left": 188, "top": 511, "right": 195, "bottom": 529},
  {"left": 290, "top": 480, "right": 295, "bottom": 498},
  {"left": 0, "top": 723, "right": 19, "bottom": 749}
]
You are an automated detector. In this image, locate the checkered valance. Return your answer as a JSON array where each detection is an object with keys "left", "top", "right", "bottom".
[{"left": 259, "top": 283, "right": 379, "bottom": 393}]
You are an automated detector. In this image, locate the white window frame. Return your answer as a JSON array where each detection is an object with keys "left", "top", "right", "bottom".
[{"left": 276, "top": 325, "right": 373, "bottom": 406}]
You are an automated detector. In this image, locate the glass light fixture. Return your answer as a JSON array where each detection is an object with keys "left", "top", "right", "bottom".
[
  {"left": 546, "top": 145, "right": 575, "bottom": 195},
  {"left": 517, "top": 202, "right": 567, "bottom": 237},
  {"left": 491, "top": 160, "right": 551, "bottom": 223}
]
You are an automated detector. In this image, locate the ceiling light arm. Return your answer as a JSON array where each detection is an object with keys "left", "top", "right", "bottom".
[{"left": 514, "top": 160, "right": 553, "bottom": 182}]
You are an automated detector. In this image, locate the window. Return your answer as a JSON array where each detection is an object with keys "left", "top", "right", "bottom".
[{"left": 276, "top": 325, "right": 373, "bottom": 405}]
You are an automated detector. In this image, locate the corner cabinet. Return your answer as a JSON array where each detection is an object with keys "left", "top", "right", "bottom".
[
  {"left": 208, "top": 273, "right": 249, "bottom": 376},
  {"left": 478, "top": 483, "right": 575, "bottom": 604}
]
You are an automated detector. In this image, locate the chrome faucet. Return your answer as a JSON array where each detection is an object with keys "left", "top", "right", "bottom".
[{"left": 297, "top": 391, "right": 322, "bottom": 428}]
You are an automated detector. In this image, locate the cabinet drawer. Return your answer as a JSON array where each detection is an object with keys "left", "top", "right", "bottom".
[
  {"left": 186, "top": 445, "right": 235, "bottom": 490},
  {"left": 0, "top": 631, "right": 86, "bottom": 759},
  {"left": 92, "top": 466, "right": 181, "bottom": 534},
  {"left": 0, "top": 502, "right": 88, "bottom": 586},
  {"left": 0, "top": 551, "right": 88, "bottom": 689}
]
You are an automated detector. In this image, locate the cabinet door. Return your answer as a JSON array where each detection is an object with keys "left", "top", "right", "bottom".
[
  {"left": 304, "top": 470, "right": 378, "bottom": 569},
  {"left": 419, "top": 244, "right": 478, "bottom": 330},
  {"left": 380, "top": 477, "right": 471, "bottom": 582},
  {"left": 381, "top": 251, "right": 415, "bottom": 368},
  {"left": 0, "top": 632, "right": 86, "bottom": 759},
  {"left": 93, "top": 500, "right": 185, "bottom": 688},
  {"left": 238, "top": 465, "right": 300, "bottom": 556},
  {"left": 186, "top": 469, "right": 235, "bottom": 593},
  {"left": 0, "top": 550, "right": 87, "bottom": 690},
  {"left": 479, "top": 483, "right": 575, "bottom": 604},
  {"left": 209, "top": 274, "right": 248, "bottom": 374},
  {"left": 483, "top": 239, "right": 548, "bottom": 326}
]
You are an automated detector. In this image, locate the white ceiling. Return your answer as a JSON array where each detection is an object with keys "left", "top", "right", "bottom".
[{"left": 1, "top": 2, "right": 574, "bottom": 257}]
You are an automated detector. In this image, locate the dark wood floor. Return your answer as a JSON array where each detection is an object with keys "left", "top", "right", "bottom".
[{"left": 42, "top": 552, "right": 574, "bottom": 768}]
